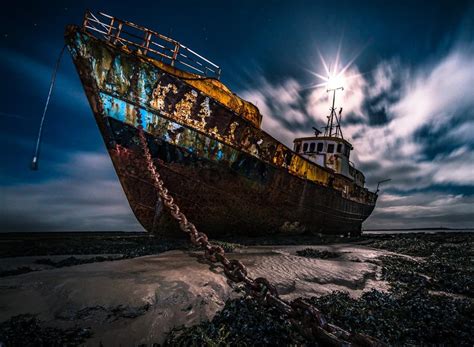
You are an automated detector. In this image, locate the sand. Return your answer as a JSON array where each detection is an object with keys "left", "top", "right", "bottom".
[{"left": 0, "top": 244, "right": 393, "bottom": 346}]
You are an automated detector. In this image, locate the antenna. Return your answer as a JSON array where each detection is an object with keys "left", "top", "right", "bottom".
[
  {"left": 312, "top": 126, "right": 321, "bottom": 136},
  {"left": 324, "top": 86, "right": 344, "bottom": 138},
  {"left": 376, "top": 178, "right": 391, "bottom": 193}
]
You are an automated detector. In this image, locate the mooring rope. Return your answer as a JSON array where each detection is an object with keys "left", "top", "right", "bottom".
[{"left": 31, "top": 45, "right": 67, "bottom": 171}]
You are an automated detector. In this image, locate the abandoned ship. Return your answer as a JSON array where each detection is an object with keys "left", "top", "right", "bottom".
[{"left": 66, "top": 11, "right": 377, "bottom": 237}]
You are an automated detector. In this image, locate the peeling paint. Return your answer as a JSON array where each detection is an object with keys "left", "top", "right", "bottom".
[{"left": 65, "top": 24, "right": 377, "bottom": 236}]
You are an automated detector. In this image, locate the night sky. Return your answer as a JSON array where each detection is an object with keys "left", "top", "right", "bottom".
[{"left": 1, "top": 0, "right": 473, "bottom": 231}]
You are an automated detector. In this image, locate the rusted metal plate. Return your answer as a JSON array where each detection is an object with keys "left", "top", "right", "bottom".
[{"left": 65, "top": 26, "right": 376, "bottom": 236}]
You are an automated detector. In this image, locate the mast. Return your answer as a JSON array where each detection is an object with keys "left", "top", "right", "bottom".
[{"left": 324, "top": 86, "right": 344, "bottom": 139}]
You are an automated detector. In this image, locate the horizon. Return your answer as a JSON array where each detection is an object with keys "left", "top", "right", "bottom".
[{"left": 1, "top": 0, "right": 473, "bottom": 231}]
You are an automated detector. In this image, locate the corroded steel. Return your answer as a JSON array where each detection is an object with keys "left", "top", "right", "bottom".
[
  {"left": 142, "top": 57, "right": 263, "bottom": 128},
  {"left": 82, "top": 11, "right": 221, "bottom": 78},
  {"left": 82, "top": 10, "right": 263, "bottom": 127},
  {"left": 65, "top": 22, "right": 376, "bottom": 237},
  {"left": 132, "top": 102, "right": 384, "bottom": 346},
  {"left": 82, "top": 11, "right": 263, "bottom": 129},
  {"left": 65, "top": 12, "right": 384, "bottom": 345}
]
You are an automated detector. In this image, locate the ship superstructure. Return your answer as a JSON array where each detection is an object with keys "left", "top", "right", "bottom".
[{"left": 293, "top": 87, "right": 365, "bottom": 187}]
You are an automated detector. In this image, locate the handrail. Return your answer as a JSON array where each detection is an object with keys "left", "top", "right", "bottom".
[{"left": 81, "top": 10, "right": 221, "bottom": 79}]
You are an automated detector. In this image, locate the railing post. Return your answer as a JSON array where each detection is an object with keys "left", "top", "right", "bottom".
[
  {"left": 84, "top": 11, "right": 220, "bottom": 78},
  {"left": 114, "top": 21, "right": 123, "bottom": 45},
  {"left": 106, "top": 17, "right": 115, "bottom": 40},
  {"left": 171, "top": 43, "right": 180, "bottom": 66},
  {"left": 82, "top": 12, "right": 89, "bottom": 30},
  {"left": 143, "top": 30, "right": 152, "bottom": 56}
]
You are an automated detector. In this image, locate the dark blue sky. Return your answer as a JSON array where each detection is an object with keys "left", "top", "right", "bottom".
[{"left": 1, "top": 0, "right": 473, "bottom": 231}]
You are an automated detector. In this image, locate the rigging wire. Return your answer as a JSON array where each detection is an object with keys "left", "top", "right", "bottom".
[{"left": 31, "top": 45, "right": 67, "bottom": 171}]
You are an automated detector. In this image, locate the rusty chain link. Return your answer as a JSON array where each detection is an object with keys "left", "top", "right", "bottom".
[{"left": 135, "top": 113, "right": 385, "bottom": 346}]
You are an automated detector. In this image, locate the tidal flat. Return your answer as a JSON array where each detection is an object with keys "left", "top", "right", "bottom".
[{"left": 0, "top": 232, "right": 472, "bottom": 345}]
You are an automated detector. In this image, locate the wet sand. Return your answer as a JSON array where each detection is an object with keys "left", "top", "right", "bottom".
[{"left": 0, "top": 244, "right": 393, "bottom": 346}]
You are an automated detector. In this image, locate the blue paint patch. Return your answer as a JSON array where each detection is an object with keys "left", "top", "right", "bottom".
[
  {"left": 217, "top": 149, "right": 224, "bottom": 160},
  {"left": 105, "top": 55, "right": 125, "bottom": 93},
  {"left": 98, "top": 93, "right": 241, "bottom": 167},
  {"left": 100, "top": 93, "right": 127, "bottom": 122},
  {"left": 139, "top": 108, "right": 153, "bottom": 127},
  {"left": 100, "top": 92, "right": 157, "bottom": 129},
  {"left": 138, "top": 69, "right": 156, "bottom": 105}
]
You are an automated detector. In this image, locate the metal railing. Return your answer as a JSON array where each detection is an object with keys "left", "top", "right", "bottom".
[{"left": 82, "top": 11, "right": 221, "bottom": 79}]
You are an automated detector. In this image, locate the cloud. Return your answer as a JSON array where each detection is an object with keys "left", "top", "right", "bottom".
[
  {"left": 237, "top": 42, "right": 474, "bottom": 229},
  {"left": 2, "top": 30, "right": 472, "bottom": 232},
  {"left": 240, "top": 79, "right": 309, "bottom": 146},
  {"left": 388, "top": 47, "right": 474, "bottom": 140},
  {"left": 346, "top": 44, "right": 474, "bottom": 190},
  {"left": 0, "top": 151, "right": 144, "bottom": 232},
  {"left": 366, "top": 192, "right": 474, "bottom": 229},
  {"left": 0, "top": 53, "right": 142, "bottom": 230},
  {"left": 0, "top": 47, "right": 89, "bottom": 112},
  {"left": 240, "top": 66, "right": 370, "bottom": 147}
]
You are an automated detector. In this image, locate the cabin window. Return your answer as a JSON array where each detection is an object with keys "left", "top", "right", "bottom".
[
  {"left": 337, "top": 143, "right": 342, "bottom": 153},
  {"left": 317, "top": 142, "right": 323, "bottom": 152},
  {"left": 303, "top": 143, "right": 308, "bottom": 152},
  {"left": 309, "top": 142, "right": 315, "bottom": 152},
  {"left": 344, "top": 146, "right": 350, "bottom": 157},
  {"left": 295, "top": 143, "right": 301, "bottom": 153},
  {"left": 327, "top": 144, "right": 335, "bottom": 153}
]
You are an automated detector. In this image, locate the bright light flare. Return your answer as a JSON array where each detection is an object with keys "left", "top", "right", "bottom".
[
  {"left": 310, "top": 71, "right": 346, "bottom": 90},
  {"left": 326, "top": 73, "right": 345, "bottom": 90},
  {"left": 306, "top": 46, "right": 364, "bottom": 92}
]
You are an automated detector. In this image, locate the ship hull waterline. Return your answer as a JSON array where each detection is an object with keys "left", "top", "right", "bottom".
[{"left": 66, "top": 27, "right": 376, "bottom": 237}]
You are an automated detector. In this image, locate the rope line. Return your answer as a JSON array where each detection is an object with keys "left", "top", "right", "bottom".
[{"left": 31, "top": 45, "right": 67, "bottom": 170}]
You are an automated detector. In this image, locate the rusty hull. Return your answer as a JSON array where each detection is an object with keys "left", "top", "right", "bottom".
[{"left": 65, "top": 26, "right": 377, "bottom": 236}]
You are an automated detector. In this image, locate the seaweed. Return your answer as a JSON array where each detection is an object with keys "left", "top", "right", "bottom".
[
  {"left": 296, "top": 248, "right": 340, "bottom": 259},
  {"left": 189, "top": 240, "right": 242, "bottom": 253},
  {"left": 164, "top": 297, "right": 306, "bottom": 346},
  {"left": 310, "top": 288, "right": 474, "bottom": 345},
  {"left": 0, "top": 233, "right": 190, "bottom": 259},
  {"left": 2, "top": 232, "right": 473, "bottom": 345},
  {"left": 210, "top": 241, "right": 242, "bottom": 253},
  {"left": 164, "top": 233, "right": 474, "bottom": 345},
  {"left": 35, "top": 256, "right": 126, "bottom": 268},
  {"left": 370, "top": 233, "right": 474, "bottom": 297},
  {"left": 0, "top": 314, "right": 92, "bottom": 347},
  {"left": 0, "top": 266, "right": 36, "bottom": 278}
]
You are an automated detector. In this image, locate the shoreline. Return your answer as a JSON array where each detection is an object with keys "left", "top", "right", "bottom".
[{"left": 0, "top": 232, "right": 472, "bottom": 345}]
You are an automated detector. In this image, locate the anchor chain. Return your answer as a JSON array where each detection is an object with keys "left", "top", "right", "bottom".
[{"left": 135, "top": 113, "right": 384, "bottom": 346}]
